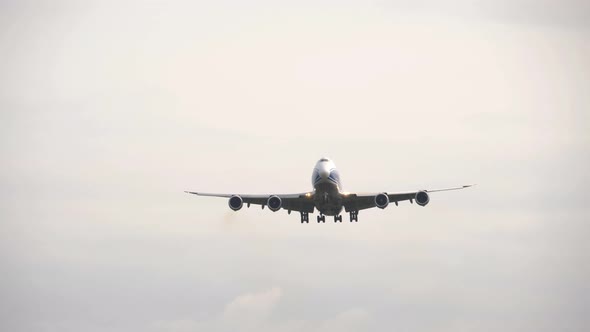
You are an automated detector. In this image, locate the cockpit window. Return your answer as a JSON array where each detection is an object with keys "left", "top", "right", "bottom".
[{"left": 319, "top": 158, "right": 330, "bottom": 162}]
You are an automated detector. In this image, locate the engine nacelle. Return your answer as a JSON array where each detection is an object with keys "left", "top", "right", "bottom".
[
  {"left": 374, "top": 193, "right": 389, "bottom": 209},
  {"left": 228, "top": 195, "right": 243, "bottom": 211},
  {"left": 415, "top": 191, "right": 430, "bottom": 206},
  {"left": 267, "top": 195, "right": 282, "bottom": 212}
]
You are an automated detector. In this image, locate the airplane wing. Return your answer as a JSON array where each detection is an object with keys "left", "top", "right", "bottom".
[
  {"left": 184, "top": 191, "right": 316, "bottom": 213},
  {"left": 342, "top": 185, "right": 474, "bottom": 212}
]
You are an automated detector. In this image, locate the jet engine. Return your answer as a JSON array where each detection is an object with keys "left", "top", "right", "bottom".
[
  {"left": 228, "top": 195, "right": 243, "bottom": 211},
  {"left": 374, "top": 193, "right": 389, "bottom": 209},
  {"left": 415, "top": 191, "right": 430, "bottom": 206},
  {"left": 267, "top": 195, "right": 282, "bottom": 212}
]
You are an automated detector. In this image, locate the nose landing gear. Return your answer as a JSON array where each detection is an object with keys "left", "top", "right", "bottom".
[
  {"left": 334, "top": 215, "right": 342, "bottom": 223},
  {"left": 317, "top": 215, "right": 326, "bottom": 223}
]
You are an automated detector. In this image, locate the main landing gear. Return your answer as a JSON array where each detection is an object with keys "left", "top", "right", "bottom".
[
  {"left": 349, "top": 210, "right": 359, "bottom": 222},
  {"left": 300, "top": 212, "right": 309, "bottom": 223},
  {"left": 300, "top": 213, "right": 356, "bottom": 224},
  {"left": 315, "top": 214, "right": 344, "bottom": 223}
]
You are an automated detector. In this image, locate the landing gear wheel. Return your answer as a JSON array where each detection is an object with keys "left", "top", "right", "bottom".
[
  {"left": 334, "top": 215, "right": 342, "bottom": 222},
  {"left": 317, "top": 215, "right": 325, "bottom": 223},
  {"left": 300, "top": 212, "right": 309, "bottom": 224},
  {"left": 349, "top": 211, "right": 359, "bottom": 222}
]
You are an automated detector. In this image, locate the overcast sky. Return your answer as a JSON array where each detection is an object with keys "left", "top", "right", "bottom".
[{"left": 1, "top": 1, "right": 589, "bottom": 331}]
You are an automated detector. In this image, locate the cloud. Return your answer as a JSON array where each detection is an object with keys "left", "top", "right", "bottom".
[
  {"left": 152, "top": 287, "right": 282, "bottom": 332},
  {"left": 2, "top": 1, "right": 588, "bottom": 332},
  {"left": 152, "top": 287, "right": 371, "bottom": 332},
  {"left": 315, "top": 308, "right": 372, "bottom": 332},
  {"left": 222, "top": 287, "right": 282, "bottom": 325}
]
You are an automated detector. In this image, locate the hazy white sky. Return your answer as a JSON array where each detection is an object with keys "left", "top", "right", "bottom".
[{"left": 1, "top": 1, "right": 589, "bottom": 331}]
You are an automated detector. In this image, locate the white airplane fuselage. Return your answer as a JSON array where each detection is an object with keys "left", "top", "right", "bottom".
[{"left": 311, "top": 158, "right": 344, "bottom": 216}]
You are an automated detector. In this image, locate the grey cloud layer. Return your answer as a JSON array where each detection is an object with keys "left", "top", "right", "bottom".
[{"left": 1, "top": 1, "right": 589, "bottom": 332}]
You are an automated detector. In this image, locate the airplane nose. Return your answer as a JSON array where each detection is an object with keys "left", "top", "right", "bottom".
[{"left": 318, "top": 167, "right": 330, "bottom": 178}]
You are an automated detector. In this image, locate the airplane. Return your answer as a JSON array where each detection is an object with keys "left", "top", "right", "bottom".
[{"left": 185, "top": 158, "right": 473, "bottom": 223}]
